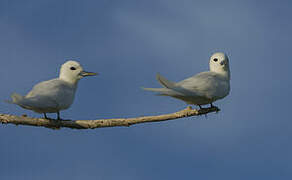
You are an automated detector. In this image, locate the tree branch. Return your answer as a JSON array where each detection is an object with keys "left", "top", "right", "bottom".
[{"left": 0, "top": 106, "right": 220, "bottom": 130}]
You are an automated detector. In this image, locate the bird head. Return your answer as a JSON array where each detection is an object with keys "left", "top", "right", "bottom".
[
  {"left": 209, "top": 52, "right": 230, "bottom": 78},
  {"left": 59, "top": 60, "right": 97, "bottom": 84}
]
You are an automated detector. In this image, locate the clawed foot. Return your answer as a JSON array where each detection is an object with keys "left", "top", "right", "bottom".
[
  {"left": 43, "top": 112, "right": 63, "bottom": 121},
  {"left": 44, "top": 117, "right": 62, "bottom": 121},
  {"left": 196, "top": 104, "right": 220, "bottom": 114}
]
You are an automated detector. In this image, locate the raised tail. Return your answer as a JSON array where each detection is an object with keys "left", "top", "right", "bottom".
[
  {"left": 143, "top": 74, "right": 180, "bottom": 96},
  {"left": 156, "top": 73, "right": 176, "bottom": 88},
  {"left": 150, "top": 74, "right": 200, "bottom": 97}
]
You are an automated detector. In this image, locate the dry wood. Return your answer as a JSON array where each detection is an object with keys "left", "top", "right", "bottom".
[{"left": 0, "top": 106, "right": 219, "bottom": 130}]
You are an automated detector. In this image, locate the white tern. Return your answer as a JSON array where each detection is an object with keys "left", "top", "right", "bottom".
[
  {"left": 143, "top": 52, "right": 230, "bottom": 108},
  {"left": 8, "top": 60, "right": 97, "bottom": 119}
]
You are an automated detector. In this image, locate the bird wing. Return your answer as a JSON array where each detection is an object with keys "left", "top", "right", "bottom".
[
  {"left": 19, "top": 95, "right": 60, "bottom": 112},
  {"left": 19, "top": 79, "right": 76, "bottom": 112},
  {"left": 155, "top": 73, "right": 202, "bottom": 97},
  {"left": 177, "top": 71, "right": 229, "bottom": 99},
  {"left": 144, "top": 72, "right": 229, "bottom": 100},
  {"left": 26, "top": 79, "right": 64, "bottom": 97}
]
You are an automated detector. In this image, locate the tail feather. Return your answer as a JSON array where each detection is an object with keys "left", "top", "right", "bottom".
[
  {"left": 142, "top": 87, "right": 167, "bottom": 93},
  {"left": 142, "top": 87, "right": 184, "bottom": 97},
  {"left": 143, "top": 73, "right": 195, "bottom": 97},
  {"left": 148, "top": 74, "right": 200, "bottom": 97},
  {"left": 6, "top": 93, "right": 24, "bottom": 104},
  {"left": 11, "top": 93, "right": 24, "bottom": 103},
  {"left": 156, "top": 74, "right": 194, "bottom": 96},
  {"left": 156, "top": 73, "right": 176, "bottom": 89}
]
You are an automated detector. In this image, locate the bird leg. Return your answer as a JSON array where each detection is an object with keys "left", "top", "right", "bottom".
[
  {"left": 57, "top": 111, "right": 61, "bottom": 120},
  {"left": 43, "top": 113, "right": 48, "bottom": 119},
  {"left": 197, "top": 105, "right": 208, "bottom": 118},
  {"left": 210, "top": 103, "right": 219, "bottom": 113}
]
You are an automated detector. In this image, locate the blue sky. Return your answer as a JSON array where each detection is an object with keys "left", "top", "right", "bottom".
[{"left": 0, "top": 0, "right": 292, "bottom": 179}]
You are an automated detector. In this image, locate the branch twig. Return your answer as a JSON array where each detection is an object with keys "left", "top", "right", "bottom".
[{"left": 0, "top": 106, "right": 220, "bottom": 130}]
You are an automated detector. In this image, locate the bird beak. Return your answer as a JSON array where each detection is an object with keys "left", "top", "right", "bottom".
[
  {"left": 220, "top": 61, "right": 226, "bottom": 66},
  {"left": 79, "top": 71, "right": 98, "bottom": 77}
]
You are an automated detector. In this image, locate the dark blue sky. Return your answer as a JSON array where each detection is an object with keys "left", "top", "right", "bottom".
[{"left": 1, "top": 0, "right": 292, "bottom": 179}]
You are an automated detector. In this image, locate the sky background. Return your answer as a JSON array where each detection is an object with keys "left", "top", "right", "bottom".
[{"left": 0, "top": 0, "right": 292, "bottom": 179}]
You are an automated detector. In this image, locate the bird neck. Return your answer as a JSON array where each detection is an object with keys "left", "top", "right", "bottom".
[
  {"left": 211, "top": 68, "right": 230, "bottom": 80},
  {"left": 59, "top": 75, "right": 79, "bottom": 85},
  {"left": 220, "top": 69, "right": 230, "bottom": 80}
]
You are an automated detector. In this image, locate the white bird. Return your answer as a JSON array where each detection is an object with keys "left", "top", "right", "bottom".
[
  {"left": 8, "top": 60, "right": 97, "bottom": 119},
  {"left": 143, "top": 52, "right": 230, "bottom": 108}
]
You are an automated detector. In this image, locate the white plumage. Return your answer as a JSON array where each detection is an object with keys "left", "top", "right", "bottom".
[
  {"left": 8, "top": 60, "right": 97, "bottom": 119},
  {"left": 143, "top": 52, "right": 231, "bottom": 107}
]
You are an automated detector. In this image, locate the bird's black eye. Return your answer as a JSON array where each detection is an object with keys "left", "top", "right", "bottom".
[
  {"left": 213, "top": 58, "right": 218, "bottom": 62},
  {"left": 70, "top": 67, "right": 76, "bottom": 70}
]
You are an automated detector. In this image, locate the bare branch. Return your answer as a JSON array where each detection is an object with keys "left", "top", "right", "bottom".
[{"left": 0, "top": 106, "right": 220, "bottom": 130}]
